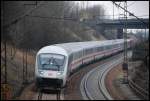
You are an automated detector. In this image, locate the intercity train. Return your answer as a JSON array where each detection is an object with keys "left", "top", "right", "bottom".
[{"left": 35, "top": 39, "right": 133, "bottom": 88}]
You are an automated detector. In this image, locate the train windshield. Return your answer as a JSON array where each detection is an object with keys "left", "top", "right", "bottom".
[{"left": 38, "top": 53, "right": 65, "bottom": 71}]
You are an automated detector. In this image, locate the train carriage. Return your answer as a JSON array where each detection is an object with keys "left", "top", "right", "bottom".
[{"left": 35, "top": 39, "right": 132, "bottom": 88}]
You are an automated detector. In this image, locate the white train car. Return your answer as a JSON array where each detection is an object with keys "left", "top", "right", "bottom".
[{"left": 35, "top": 39, "right": 132, "bottom": 88}]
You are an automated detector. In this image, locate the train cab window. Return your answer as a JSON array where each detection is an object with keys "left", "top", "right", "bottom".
[{"left": 38, "top": 53, "right": 65, "bottom": 71}]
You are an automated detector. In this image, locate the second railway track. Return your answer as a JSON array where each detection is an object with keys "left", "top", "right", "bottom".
[
  {"left": 80, "top": 53, "right": 123, "bottom": 100},
  {"left": 37, "top": 88, "right": 64, "bottom": 100}
]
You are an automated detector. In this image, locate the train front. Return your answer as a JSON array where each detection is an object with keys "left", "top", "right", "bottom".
[{"left": 35, "top": 45, "right": 68, "bottom": 88}]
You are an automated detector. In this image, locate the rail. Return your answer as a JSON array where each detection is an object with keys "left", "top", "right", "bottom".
[
  {"left": 129, "top": 79, "right": 149, "bottom": 99},
  {"left": 37, "top": 87, "right": 62, "bottom": 100},
  {"left": 80, "top": 53, "right": 123, "bottom": 100}
]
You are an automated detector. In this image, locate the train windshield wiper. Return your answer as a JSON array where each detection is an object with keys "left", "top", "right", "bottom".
[
  {"left": 52, "top": 58, "right": 61, "bottom": 71},
  {"left": 41, "top": 57, "right": 61, "bottom": 71}
]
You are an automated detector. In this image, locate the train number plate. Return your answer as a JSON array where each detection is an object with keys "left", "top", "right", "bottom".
[{"left": 48, "top": 72, "right": 53, "bottom": 76}]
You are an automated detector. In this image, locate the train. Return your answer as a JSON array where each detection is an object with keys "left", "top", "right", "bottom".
[{"left": 35, "top": 39, "right": 133, "bottom": 88}]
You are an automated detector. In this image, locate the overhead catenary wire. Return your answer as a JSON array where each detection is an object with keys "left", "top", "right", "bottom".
[
  {"left": 112, "top": 1, "right": 147, "bottom": 25},
  {"left": 3, "top": 1, "right": 46, "bottom": 28},
  {"left": 27, "top": 14, "right": 149, "bottom": 21},
  {"left": 26, "top": 15, "right": 78, "bottom": 21},
  {"left": 3, "top": 1, "right": 80, "bottom": 28}
]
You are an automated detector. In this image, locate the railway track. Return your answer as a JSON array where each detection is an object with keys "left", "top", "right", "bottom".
[
  {"left": 37, "top": 87, "right": 64, "bottom": 100},
  {"left": 80, "top": 54, "right": 123, "bottom": 100},
  {"left": 129, "top": 79, "right": 149, "bottom": 100}
]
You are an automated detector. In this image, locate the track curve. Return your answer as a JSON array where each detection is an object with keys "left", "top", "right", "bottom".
[{"left": 80, "top": 53, "right": 123, "bottom": 100}]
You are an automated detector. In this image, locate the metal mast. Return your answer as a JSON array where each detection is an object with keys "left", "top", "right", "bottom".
[{"left": 122, "top": 1, "right": 128, "bottom": 83}]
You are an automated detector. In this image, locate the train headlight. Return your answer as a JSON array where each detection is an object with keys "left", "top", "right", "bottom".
[
  {"left": 38, "top": 70, "right": 44, "bottom": 75},
  {"left": 57, "top": 71, "right": 63, "bottom": 76}
]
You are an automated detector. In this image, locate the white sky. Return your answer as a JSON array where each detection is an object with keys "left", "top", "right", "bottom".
[
  {"left": 75, "top": 1, "right": 149, "bottom": 33},
  {"left": 76, "top": 1, "right": 149, "bottom": 19}
]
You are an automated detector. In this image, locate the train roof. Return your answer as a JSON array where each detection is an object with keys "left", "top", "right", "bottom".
[
  {"left": 54, "top": 39, "right": 124, "bottom": 54},
  {"left": 37, "top": 39, "right": 130, "bottom": 56},
  {"left": 37, "top": 45, "right": 68, "bottom": 56}
]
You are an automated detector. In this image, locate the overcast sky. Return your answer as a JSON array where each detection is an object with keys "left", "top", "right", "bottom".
[
  {"left": 75, "top": 1, "right": 149, "bottom": 33},
  {"left": 76, "top": 1, "right": 149, "bottom": 19}
]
